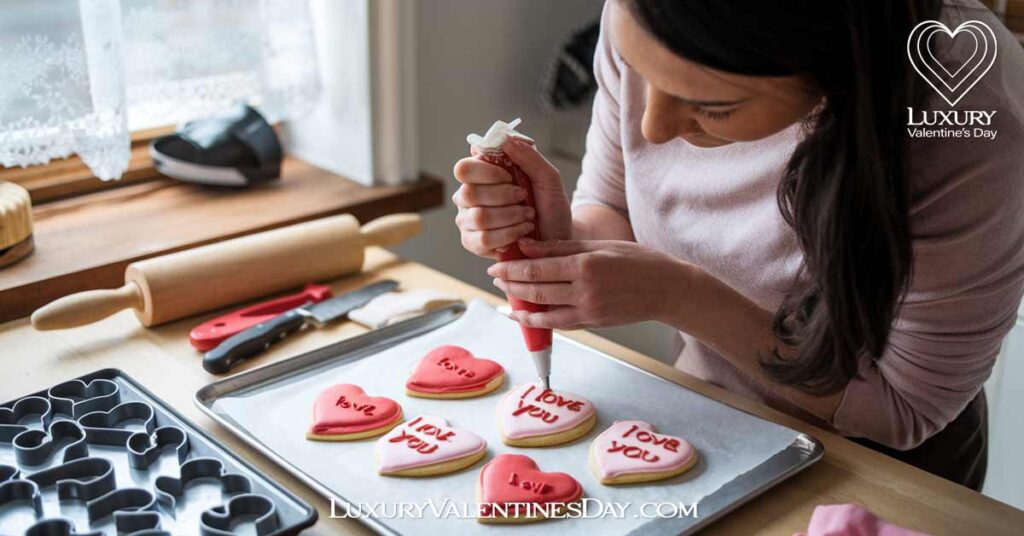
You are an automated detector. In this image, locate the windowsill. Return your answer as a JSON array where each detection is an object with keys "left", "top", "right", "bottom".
[
  {"left": 0, "top": 126, "right": 176, "bottom": 203},
  {"left": 0, "top": 157, "right": 444, "bottom": 322}
]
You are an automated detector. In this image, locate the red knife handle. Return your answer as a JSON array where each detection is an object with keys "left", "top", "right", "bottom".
[{"left": 189, "top": 283, "right": 333, "bottom": 351}]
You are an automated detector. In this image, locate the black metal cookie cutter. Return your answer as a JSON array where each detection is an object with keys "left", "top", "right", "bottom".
[
  {"left": 48, "top": 379, "right": 120, "bottom": 419},
  {"left": 200, "top": 493, "right": 280, "bottom": 536},
  {"left": 0, "top": 396, "right": 53, "bottom": 429},
  {"left": 24, "top": 518, "right": 103, "bottom": 536},
  {"left": 27, "top": 457, "right": 117, "bottom": 502},
  {"left": 154, "top": 457, "right": 252, "bottom": 511},
  {"left": 13, "top": 420, "right": 90, "bottom": 466}
]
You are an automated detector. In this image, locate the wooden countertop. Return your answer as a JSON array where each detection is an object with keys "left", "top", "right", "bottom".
[{"left": 1, "top": 248, "right": 1020, "bottom": 535}]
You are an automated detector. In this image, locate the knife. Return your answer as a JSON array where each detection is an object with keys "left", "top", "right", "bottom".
[
  {"left": 202, "top": 279, "right": 398, "bottom": 374},
  {"left": 189, "top": 283, "right": 334, "bottom": 351}
]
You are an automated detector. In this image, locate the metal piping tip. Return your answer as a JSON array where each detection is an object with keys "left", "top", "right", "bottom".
[{"left": 530, "top": 348, "right": 552, "bottom": 392}]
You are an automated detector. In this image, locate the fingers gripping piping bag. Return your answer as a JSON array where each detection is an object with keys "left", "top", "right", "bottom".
[{"left": 467, "top": 118, "right": 553, "bottom": 389}]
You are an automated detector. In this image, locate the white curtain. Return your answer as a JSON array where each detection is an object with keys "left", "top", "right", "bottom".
[{"left": 0, "top": 0, "right": 320, "bottom": 181}]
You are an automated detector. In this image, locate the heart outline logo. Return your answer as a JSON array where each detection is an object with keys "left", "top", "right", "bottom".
[{"left": 907, "top": 19, "right": 998, "bottom": 107}]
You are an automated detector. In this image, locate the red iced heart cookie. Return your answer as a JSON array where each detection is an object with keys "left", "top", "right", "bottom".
[
  {"left": 477, "top": 454, "right": 583, "bottom": 524},
  {"left": 406, "top": 345, "right": 505, "bottom": 399},
  {"left": 306, "top": 384, "right": 403, "bottom": 441}
]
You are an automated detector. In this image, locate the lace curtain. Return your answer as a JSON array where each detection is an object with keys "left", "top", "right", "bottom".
[{"left": 0, "top": 0, "right": 319, "bottom": 180}]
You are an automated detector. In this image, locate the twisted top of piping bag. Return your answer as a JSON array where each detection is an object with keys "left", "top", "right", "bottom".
[{"left": 466, "top": 118, "right": 534, "bottom": 150}]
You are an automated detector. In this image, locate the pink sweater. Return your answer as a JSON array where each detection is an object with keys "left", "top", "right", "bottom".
[{"left": 573, "top": 1, "right": 1024, "bottom": 449}]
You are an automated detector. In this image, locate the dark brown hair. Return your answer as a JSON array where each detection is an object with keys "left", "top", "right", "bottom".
[{"left": 628, "top": 0, "right": 942, "bottom": 394}]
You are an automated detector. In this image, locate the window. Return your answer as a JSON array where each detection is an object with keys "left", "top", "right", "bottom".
[{"left": 0, "top": 0, "right": 319, "bottom": 190}]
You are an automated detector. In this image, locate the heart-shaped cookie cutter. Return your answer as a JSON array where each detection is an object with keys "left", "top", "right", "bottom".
[
  {"left": 26, "top": 457, "right": 116, "bottom": 502},
  {"left": 12, "top": 420, "right": 89, "bottom": 466},
  {"left": 154, "top": 457, "right": 252, "bottom": 511},
  {"left": 48, "top": 379, "right": 120, "bottom": 419},
  {"left": 0, "top": 396, "right": 53, "bottom": 429},
  {"left": 199, "top": 493, "right": 279, "bottom": 536},
  {"left": 77, "top": 401, "right": 156, "bottom": 446},
  {"left": 78, "top": 401, "right": 155, "bottom": 433},
  {"left": 126, "top": 426, "right": 189, "bottom": 470}
]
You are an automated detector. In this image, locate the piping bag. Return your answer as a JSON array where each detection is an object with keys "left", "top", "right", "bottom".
[{"left": 467, "top": 118, "right": 553, "bottom": 389}]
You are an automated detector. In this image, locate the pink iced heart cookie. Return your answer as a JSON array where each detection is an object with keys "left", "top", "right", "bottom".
[
  {"left": 306, "top": 384, "right": 403, "bottom": 441},
  {"left": 376, "top": 415, "right": 487, "bottom": 476},
  {"left": 497, "top": 383, "right": 596, "bottom": 447},
  {"left": 406, "top": 345, "right": 505, "bottom": 399},
  {"left": 590, "top": 420, "right": 698, "bottom": 484},
  {"left": 476, "top": 454, "right": 583, "bottom": 524}
]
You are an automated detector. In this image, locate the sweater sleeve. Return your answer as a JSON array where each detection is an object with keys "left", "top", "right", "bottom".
[
  {"left": 570, "top": 3, "right": 629, "bottom": 219},
  {"left": 831, "top": 86, "right": 1024, "bottom": 450}
]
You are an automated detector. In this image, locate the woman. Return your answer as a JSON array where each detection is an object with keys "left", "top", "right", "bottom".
[{"left": 452, "top": 0, "right": 1024, "bottom": 490}]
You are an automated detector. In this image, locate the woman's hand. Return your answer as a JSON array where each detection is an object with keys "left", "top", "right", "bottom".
[
  {"left": 452, "top": 137, "right": 572, "bottom": 259},
  {"left": 487, "top": 238, "right": 699, "bottom": 329}
]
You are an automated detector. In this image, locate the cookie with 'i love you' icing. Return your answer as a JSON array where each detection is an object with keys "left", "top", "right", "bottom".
[
  {"left": 375, "top": 415, "right": 487, "bottom": 476},
  {"left": 590, "top": 420, "right": 698, "bottom": 484},
  {"left": 496, "top": 383, "right": 596, "bottom": 447}
]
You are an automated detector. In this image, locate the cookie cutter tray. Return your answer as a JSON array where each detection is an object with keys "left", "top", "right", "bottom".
[
  {"left": 1, "top": 369, "right": 317, "bottom": 535},
  {"left": 195, "top": 300, "right": 824, "bottom": 535}
]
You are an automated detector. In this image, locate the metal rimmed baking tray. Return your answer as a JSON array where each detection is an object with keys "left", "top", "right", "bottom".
[
  {"left": 1, "top": 369, "right": 317, "bottom": 535},
  {"left": 195, "top": 300, "right": 823, "bottom": 535}
]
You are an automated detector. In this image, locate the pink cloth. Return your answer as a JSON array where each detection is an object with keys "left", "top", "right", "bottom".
[
  {"left": 794, "top": 504, "right": 931, "bottom": 536},
  {"left": 573, "top": 1, "right": 1024, "bottom": 449}
]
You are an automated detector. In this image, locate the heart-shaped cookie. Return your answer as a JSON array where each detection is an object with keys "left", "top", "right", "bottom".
[
  {"left": 590, "top": 420, "right": 697, "bottom": 484},
  {"left": 477, "top": 454, "right": 582, "bottom": 524},
  {"left": 406, "top": 345, "right": 505, "bottom": 399},
  {"left": 376, "top": 415, "right": 487, "bottom": 476},
  {"left": 497, "top": 383, "right": 596, "bottom": 447},
  {"left": 307, "top": 384, "right": 402, "bottom": 441}
]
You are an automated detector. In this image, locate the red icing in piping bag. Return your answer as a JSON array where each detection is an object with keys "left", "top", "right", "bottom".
[{"left": 467, "top": 120, "right": 553, "bottom": 371}]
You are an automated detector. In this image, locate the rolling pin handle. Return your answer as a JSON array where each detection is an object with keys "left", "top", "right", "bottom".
[
  {"left": 31, "top": 282, "right": 143, "bottom": 331},
  {"left": 360, "top": 213, "right": 422, "bottom": 247}
]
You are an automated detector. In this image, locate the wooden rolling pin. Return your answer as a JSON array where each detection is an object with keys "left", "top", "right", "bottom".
[{"left": 31, "top": 213, "right": 421, "bottom": 330}]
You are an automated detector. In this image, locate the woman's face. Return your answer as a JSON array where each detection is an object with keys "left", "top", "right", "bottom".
[{"left": 610, "top": 2, "right": 823, "bottom": 148}]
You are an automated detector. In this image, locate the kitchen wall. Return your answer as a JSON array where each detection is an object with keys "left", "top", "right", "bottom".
[
  {"left": 390, "top": 0, "right": 680, "bottom": 363},
  {"left": 983, "top": 317, "right": 1024, "bottom": 507}
]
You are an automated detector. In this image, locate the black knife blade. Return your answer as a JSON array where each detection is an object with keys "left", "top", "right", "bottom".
[{"left": 203, "top": 279, "right": 398, "bottom": 374}]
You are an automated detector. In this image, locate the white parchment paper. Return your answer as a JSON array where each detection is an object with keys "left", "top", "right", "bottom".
[{"left": 212, "top": 300, "right": 799, "bottom": 534}]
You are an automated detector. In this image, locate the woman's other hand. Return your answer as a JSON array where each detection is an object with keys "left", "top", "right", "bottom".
[
  {"left": 487, "top": 238, "right": 699, "bottom": 329},
  {"left": 452, "top": 138, "right": 572, "bottom": 259}
]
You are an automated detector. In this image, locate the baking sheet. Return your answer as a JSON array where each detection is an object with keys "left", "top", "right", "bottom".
[{"left": 206, "top": 300, "right": 814, "bottom": 534}]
